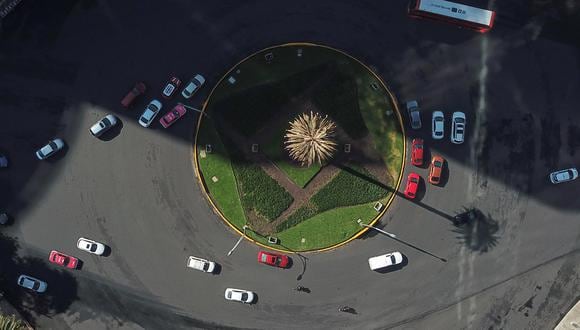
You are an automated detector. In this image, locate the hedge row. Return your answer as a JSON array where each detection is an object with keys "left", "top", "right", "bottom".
[{"left": 277, "top": 165, "right": 389, "bottom": 231}]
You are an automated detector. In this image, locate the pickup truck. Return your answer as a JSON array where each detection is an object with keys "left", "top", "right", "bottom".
[{"left": 186, "top": 256, "right": 216, "bottom": 273}]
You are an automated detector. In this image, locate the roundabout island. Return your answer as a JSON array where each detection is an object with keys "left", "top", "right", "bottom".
[{"left": 195, "top": 44, "right": 405, "bottom": 252}]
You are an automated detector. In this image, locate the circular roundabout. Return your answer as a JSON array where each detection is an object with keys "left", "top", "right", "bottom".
[{"left": 195, "top": 43, "right": 405, "bottom": 252}]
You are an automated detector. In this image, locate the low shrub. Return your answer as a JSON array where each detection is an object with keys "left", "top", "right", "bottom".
[{"left": 276, "top": 203, "right": 318, "bottom": 231}]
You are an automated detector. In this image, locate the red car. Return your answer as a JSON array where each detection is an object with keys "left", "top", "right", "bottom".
[
  {"left": 121, "top": 82, "right": 146, "bottom": 108},
  {"left": 162, "top": 76, "right": 181, "bottom": 99},
  {"left": 429, "top": 155, "right": 445, "bottom": 185},
  {"left": 411, "top": 138, "right": 424, "bottom": 166},
  {"left": 160, "top": 104, "right": 187, "bottom": 128},
  {"left": 404, "top": 172, "right": 420, "bottom": 199},
  {"left": 257, "top": 251, "right": 289, "bottom": 268},
  {"left": 49, "top": 250, "right": 78, "bottom": 269}
]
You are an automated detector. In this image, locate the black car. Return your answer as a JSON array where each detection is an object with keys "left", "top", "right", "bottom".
[{"left": 453, "top": 209, "right": 477, "bottom": 225}]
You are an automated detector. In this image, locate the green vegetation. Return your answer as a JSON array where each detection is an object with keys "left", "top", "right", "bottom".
[
  {"left": 196, "top": 120, "right": 246, "bottom": 228},
  {"left": 0, "top": 314, "right": 26, "bottom": 330},
  {"left": 233, "top": 162, "right": 293, "bottom": 222},
  {"left": 276, "top": 202, "right": 318, "bottom": 231}
]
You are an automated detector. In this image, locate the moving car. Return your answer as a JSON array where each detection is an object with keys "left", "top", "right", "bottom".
[
  {"left": 411, "top": 138, "right": 424, "bottom": 166},
  {"left": 549, "top": 168, "right": 578, "bottom": 184},
  {"left": 160, "top": 104, "right": 187, "bottom": 128},
  {"left": 49, "top": 250, "right": 79, "bottom": 269},
  {"left": 428, "top": 155, "right": 445, "bottom": 185},
  {"left": 257, "top": 250, "right": 290, "bottom": 268},
  {"left": 451, "top": 111, "right": 466, "bottom": 144},
  {"left": 35, "top": 138, "right": 65, "bottom": 160},
  {"left": 432, "top": 111, "right": 444, "bottom": 139},
  {"left": 76, "top": 237, "right": 106, "bottom": 255},
  {"left": 0, "top": 154, "right": 7, "bottom": 168},
  {"left": 368, "top": 251, "right": 403, "bottom": 271},
  {"left": 121, "top": 82, "right": 146, "bottom": 108},
  {"left": 181, "top": 74, "right": 205, "bottom": 99},
  {"left": 224, "top": 288, "right": 255, "bottom": 304},
  {"left": 406, "top": 100, "right": 421, "bottom": 130},
  {"left": 139, "top": 99, "right": 163, "bottom": 128},
  {"left": 89, "top": 114, "right": 118, "bottom": 137},
  {"left": 17, "top": 275, "right": 47, "bottom": 293},
  {"left": 404, "top": 172, "right": 420, "bottom": 199},
  {"left": 162, "top": 76, "right": 181, "bottom": 99},
  {"left": 186, "top": 256, "right": 216, "bottom": 273}
]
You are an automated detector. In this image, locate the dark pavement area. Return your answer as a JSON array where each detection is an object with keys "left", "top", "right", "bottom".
[{"left": 0, "top": 0, "right": 579, "bottom": 329}]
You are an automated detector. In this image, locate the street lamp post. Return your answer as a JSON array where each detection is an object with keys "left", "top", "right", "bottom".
[
  {"left": 178, "top": 103, "right": 207, "bottom": 117},
  {"left": 357, "top": 219, "right": 396, "bottom": 238},
  {"left": 227, "top": 225, "right": 248, "bottom": 256}
]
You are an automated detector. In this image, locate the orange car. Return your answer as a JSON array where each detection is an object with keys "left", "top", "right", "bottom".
[{"left": 428, "top": 156, "right": 445, "bottom": 185}]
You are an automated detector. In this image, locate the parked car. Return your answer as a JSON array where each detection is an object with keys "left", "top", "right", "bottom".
[
  {"left": 428, "top": 155, "right": 445, "bottom": 185},
  {"left": 549, "top": 168, "right": 578, "bottom": 184},
  {"left": 0, "top": 212, "right": 9, "bottom": 225},
  {"left": 451, "top": 111, "right": 466, "bottom": 144},
  {"left": 406, "top": 100, "right": 421, "bottom": 130},
  {"left": 160, "top": 104, "right": 187, "bottom": 128},
  {"left": 139, "top": 99, "right": 163, "bottom": 128},
  {"left": 35, "top": 138, "right": 65, "bottom": 160},
  {"left": 224, "top": 288, "right": 255, "bottom": 304},
  {"left": 432, "top": 111, "right": 444, "bottom": 139},
  {"left": 257, "top": 250, "right": 290, "bottom": 268},
  {"left": 411, "top": 138, "right": 424, "bottom": 166},
  {"left": 186, "top": 256, "right": 216, "bottom": 273},
  {"left": 0, "top": 154, "right": 8, "bottom": 168},
  {"left": 49, "top": 250, "right": 79, "bottom": 269},
  {"left": 162, "top": 76, "right": 181, "bottom": 99},
  {"left": 181, "top": 74, "right": 205, "bottom": 99},
  {"left": 76, "top": 237, "right": 106, "bottom": 255},
  {"left": 368, "top": 251, "right": 403, "bottom": 271},
  {"left": 89, "top": 114, "right": 118, "bottom": 137},
  {"left": 17, "top": 275, "right": 47, "bottom": 293},
  {"left": 404, "top": 172, "right": 420, "bottom": 199},
  {"left": 121, "top": 82, "right": 146, "bottom": 108}
]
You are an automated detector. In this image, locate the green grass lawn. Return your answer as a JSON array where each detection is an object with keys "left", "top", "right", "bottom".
[
  {"left": 196, "top": 120, "right": 246, "bottom": 228},
  {"left": 261, "top": 120, "right": 321, "bottom": 188}
]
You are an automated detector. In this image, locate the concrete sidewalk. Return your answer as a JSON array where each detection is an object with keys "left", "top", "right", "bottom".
[{"left": 555, "top": 299, "right": 580, "bottom": 330}]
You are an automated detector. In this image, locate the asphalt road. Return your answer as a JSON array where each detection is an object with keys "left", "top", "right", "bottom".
[{"left": 1, "top": 1, "right": 579, "bottom": 329}]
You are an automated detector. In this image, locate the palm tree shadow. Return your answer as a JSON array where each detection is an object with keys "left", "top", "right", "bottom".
[{"left": 452, "top": 208, "right": 500, "bottom": 253}]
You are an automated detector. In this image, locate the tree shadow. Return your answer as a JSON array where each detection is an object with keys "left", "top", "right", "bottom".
[
  {"left": 452, "top": 208, "right": 500, "bottom": 254},
  {"left": 0, "top": 232, "right": 78, "bottom": 326}
]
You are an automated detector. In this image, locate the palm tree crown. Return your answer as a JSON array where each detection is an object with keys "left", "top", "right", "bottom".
[{"left": 284, "top": 111, "right": 337, "bottom": 167}]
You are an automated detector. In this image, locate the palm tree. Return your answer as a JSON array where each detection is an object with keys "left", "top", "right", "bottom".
[{"left": 284, "top": 111, "right": 337, "bottom": 167}]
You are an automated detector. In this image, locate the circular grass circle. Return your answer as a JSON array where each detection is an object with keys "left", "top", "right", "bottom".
[{"left": 195, "top": 43, "right": 405, "bottom": 252}]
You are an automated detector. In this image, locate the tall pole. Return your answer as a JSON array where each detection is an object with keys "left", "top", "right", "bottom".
[
  {"left": 227, "top": 225, "right": 248, "bottom": 256},
  {"left": 357, "top": 219, "right": 396, "bottom": 238}
]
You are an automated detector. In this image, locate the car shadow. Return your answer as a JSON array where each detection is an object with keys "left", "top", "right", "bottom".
[
  {"left": 212, "top": 263, "right": 222, "bottom": 275},
  {"left": 250, "top": 293, "right": 259, "bottom": 305},
  {"left": 100, "top": 246, "right": 112, "bottom": 257},
  {"left": 438, "top": 161, "right": 450, "bottom": 187},
  {"left": 75, "top": 259, "right": 84, "bottom": 270},
  {"left": 44, "top": 142, "right": 68, "bottom": 163},
  {"left": 413, "top": 177, "right": 426, "bottom": 201},
  {"left": 98, "top": 120, "right": 123, "bottom": 142},
  {"left": 0, "top": 213, "right": 14, "bottom": 226},
  {"left": 373, "top": 254, "right": 408, "bottom": 274},
  {"left": 285, "top": 257, "right": 293, "bottom": 269}
]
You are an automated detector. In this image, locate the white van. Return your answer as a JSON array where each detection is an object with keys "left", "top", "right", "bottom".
[
  {"left": 186, "top": 256, "right": 216, "bottom": 273},
  {"left": 368, "top": 252, "right": 403, "bottom": 271}
]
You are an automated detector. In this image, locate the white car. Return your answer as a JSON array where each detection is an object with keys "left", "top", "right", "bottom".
[
  {"left": 181, "top": 74, "right": 205, "bottom": 99},
  {"left": 90, "top": 114, "right": 118, "bottom": 137},
  {"left": 406, "top": 100, "right": 421, "bottom": 130},
  {"left": 224, "top": 288, "right": 255, "bottom": 304},
  {"left": 139, "top": 99, "right": 163, "bottom": 128},
  {"left": 432, "top": 111, "right": 444, "bottom": 140},
  {"left": 35, "top": 138, "right": 65, "bottom": 160},
  {"left": 17, "top": 275, "right": 47, "bottom": 293},
  {"left": 549, "top": 168, "right": 578, "bottom": 184},
  {"left": 451, "top": 112, "right": 466, "bottom": 144},
  {"left": 368, "top": 251, "right": 403, "bottom": 271},
  {"left": 77, "top": 237, "right": 106, "bottom": 255},
  {"left": 186, "top": 256, "right": 216, "bottom": 273}
]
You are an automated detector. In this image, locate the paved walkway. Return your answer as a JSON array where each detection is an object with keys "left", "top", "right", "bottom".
[{"left": 555, "top": 299, "right": 580, "bottom": 330}]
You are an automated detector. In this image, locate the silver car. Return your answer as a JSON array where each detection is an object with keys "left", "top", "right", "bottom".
[
  {"left": 181, "top": 74, "right": 205, "bottom": 99},
  {"left": 451, "top": 111, "right": 466, "bottom": 144},
  {"left": 139, "top": 99, "right": 163, "bottom": 128},
  {"left": 432, "top": 111, "right": 444, "bottom": 140},
  {"left": 406, "top": 100, "right": 421, "bottom": 130},
  {"left": 35, "top": 138, "right": 65, "bottom": 160},
  {"left": 77, "top": 237, "right": 106, "bottom": 255},
  {"left": 90, "top": 114, "right": 118, "bottom": 137},
  {"left": 17, "top": 275, "right": 47, "bottom": 293},
  {"left": 549, "top": 168, "right": 578, "bottom": 184}
]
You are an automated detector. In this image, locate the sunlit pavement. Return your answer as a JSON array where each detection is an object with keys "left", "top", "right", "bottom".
[{"left": 0, "top": 1, "right": 579, "bottom": 329}]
